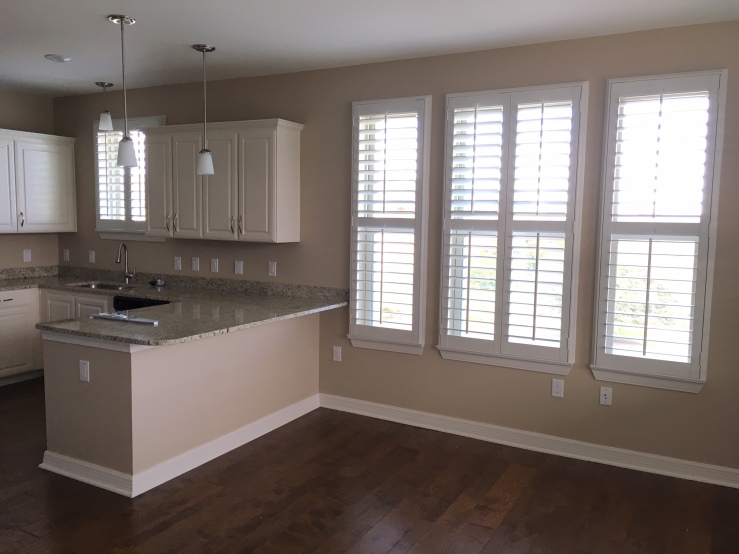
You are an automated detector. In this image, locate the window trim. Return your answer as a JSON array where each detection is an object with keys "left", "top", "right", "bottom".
[
  {"left": 93, "top": 115, "right": 165, "bottom": 237},
  {"left": 347, "top": 96, "right": 431, "bottom": 355},
  {"left": 437, "top": 82, "right": 589, "bottom": 375},
  {"left": 590, "top": 70, "right": 727, "bottom": 393}
]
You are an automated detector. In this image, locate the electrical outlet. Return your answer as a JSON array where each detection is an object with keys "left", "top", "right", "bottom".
[
  {"left": 88, "top": 250, "right": 96, "bottom": 264},
  {"left": 332, "top": 346, "right": 342, "bottom": 362},
  {"left": 174, "top": 256, "right": 182, "bottom": 271},
  {"left": 211, "top": 258, "right": 219, "bottom": 273},
  {"left": 600, "top": 386, "right": 612, "bottom": 406},
  {"left": 552, "top": 378, "right": 564, "bottom": 398},
  {"left": 63, "top": 249, "right": 70, "bottom": 262},
  {"left": 192, "top": 257, "right": 200, "bottom": 271},
  {"left": 79, "top": 360, "right": 90, "bottom": 382},
  {"left": 23, "top": 248, "right": 31, "bottom": 262},
  {"left": 234, "top": 260, "right": 244, "bottom": 275},
  {"left": 268, "top": 261, "right": 277, "bottom": 277}
]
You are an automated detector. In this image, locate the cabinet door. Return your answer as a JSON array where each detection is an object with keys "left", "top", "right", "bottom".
[
  {"left": 42, "top": 291, "right": 75, "bottom": 322},
  {"left": 172, "top": 133, "right": 203, "bottom": 239},
  {"left": 14, "top": 137, "right": 76, "bottom": 233},
  {"left": 238, "top": 131, "right": 274, "bottom": 242},
  {"left": 146, "top": 133, "right": 173, "bottom": 237},
  {"left": 0, "top": 289, "right": 38, "bottom": 377},
  {"left": 203, "top": 131, "right": 238, "bottom": 241},
  {"left": 0, "top": 137, "right": 17, "bottom": 233},
  {"left": 75, "top": 294, "right": 109, "bottom": 319}
]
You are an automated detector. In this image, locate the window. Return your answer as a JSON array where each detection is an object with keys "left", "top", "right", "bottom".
[
  {"left": 592, "top": 71, "right": 726, "bottom": 393},
  {"left": 94, "top": 116, "right": 164, "bottom": 235},
  {"left": 348, "top": 97, "right": 431, "bottom": 354},
  {"left": 438, "top": 83, "right": 587, "bottom": 374}
]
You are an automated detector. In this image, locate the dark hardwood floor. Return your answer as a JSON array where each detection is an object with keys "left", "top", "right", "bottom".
[{"left": 1, "top": 378, "right": 737, "bottom": 553}]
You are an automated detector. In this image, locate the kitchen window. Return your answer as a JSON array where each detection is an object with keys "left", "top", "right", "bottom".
[
  {"left": 438, "top": 83, "right": 587, "bottom": 374},
  {"left": 94, "top": 115, "right": 164, "bottom": 236},
  {"left": 348, "top": 96, "right": 431, "bottom": 354},
  {"left": 591, "top": 71, "right": 726, "bottom": 392}
]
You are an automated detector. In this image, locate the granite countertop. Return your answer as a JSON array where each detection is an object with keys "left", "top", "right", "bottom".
[{"left": 1, "top": 272, "right": 347, "bottom": 346}]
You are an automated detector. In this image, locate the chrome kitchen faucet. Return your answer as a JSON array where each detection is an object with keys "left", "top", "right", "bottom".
[{"left": 115, "top": 242, "right": 136, "bottom": 284}]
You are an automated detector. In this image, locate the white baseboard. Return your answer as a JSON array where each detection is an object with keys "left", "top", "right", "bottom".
[
  {"left": 319, "top": 393, "right": 739, "bottom": 489},
  {"left": 40, "top": 452, "right": 133, "bottom": 496},
  {"left": 40, "top": 394, "right": 320, "bottom": 497}
]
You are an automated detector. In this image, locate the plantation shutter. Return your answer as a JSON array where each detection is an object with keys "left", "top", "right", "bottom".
[
  {"left": 349, "top": 97, "right": 431, "bottom": 354},
  {"left": 592, "top": 72, "right": 724, "bottom": 391},
  {"left": 94, "top": 116, "right": 163, "bottom": 232},
  {"left": 439, "top": 84, "right": 585, "bottom": 373}
]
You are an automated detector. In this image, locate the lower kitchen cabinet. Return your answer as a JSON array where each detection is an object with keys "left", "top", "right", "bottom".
[
  {"left": 40, "top": 290, "right": 109, "bottom": 322},
  {"left": 0, "top": 288, "right": 41, "bottom": 378}
]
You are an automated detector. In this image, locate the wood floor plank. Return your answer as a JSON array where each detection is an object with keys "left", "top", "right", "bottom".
[{"left": 1, "top": 377, "right": 737, "bottom": 554}]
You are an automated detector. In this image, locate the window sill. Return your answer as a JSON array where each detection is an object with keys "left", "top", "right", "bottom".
[
  {"left": 98, "top": 231, "right": 166, "bottom": 243},
  {"left": 348, "top": 334, "right": 424, "bottom": 355},
  {"left": 590, "top": 365, "right": 705, "bottom": 393},
  {"left": 438, "top": 346, "right": 572, "bottom": 375}
]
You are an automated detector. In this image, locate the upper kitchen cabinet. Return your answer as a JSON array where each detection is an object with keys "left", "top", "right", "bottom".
[
  {"left": 145, "top": 119, "right": 302, "bottom": 243},
  {"left": 0, "top": 129, "right": 76, "bottom": 234}
]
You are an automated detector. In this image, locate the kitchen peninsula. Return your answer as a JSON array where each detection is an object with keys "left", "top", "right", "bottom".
[{"left": 33, "top": 277, "right": 346, "bottom": 497}]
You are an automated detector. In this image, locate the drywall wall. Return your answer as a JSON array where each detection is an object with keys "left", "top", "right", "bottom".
[
  {"left": 0, "top": 88, "right": 59, "bottom": 271},
  {"left": 53, "top": 21, "right": 739, "bottom": 469}
]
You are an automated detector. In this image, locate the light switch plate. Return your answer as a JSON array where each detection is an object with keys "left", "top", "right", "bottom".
[
  {"left": 332, "top": 346, "right": 342, "bottom": 362},
  {"left": 268, "top": 261, "right": 277, "bottom": 277},
  {"left": 174, "top": 256, "right": 182, "bottom": 271},
  {"left": 88, "top": 250, "right": 96, "bottom": 264},
  {"left": 23, "top": 249, "right": 31, "bottom": 262},
  {"left": 234, "top": 260, "right": 244, "bottom": 275},
  {"left": 79, "top": 360, "right": 90, "bottom": 382},
  {"left": 63, "top": 249, "right": 70, "bottom": 262},
  {"left": 192, "top": 257, "right": 200, "bottom": 271},
  {"left": 211, "top": 258, "right": 219, "bottom": 273}
]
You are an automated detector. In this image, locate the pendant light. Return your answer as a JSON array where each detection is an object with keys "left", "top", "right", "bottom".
[
  {"left": 95, "top": 82, "right": 114, "bottom": 131},
  {"left": 108, "top": 15, "right": 137, "bottom": 168},
  {"left": 193, "top": 44, "right": 216, "bottom": 175}
]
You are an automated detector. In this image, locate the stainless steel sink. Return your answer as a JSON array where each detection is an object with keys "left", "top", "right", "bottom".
[{"left": 66, "top": 282, "right": 135, "bottom": 291}]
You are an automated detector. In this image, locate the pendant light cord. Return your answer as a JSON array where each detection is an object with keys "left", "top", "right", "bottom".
[
  {"left": 202, "top": 50, "right": 208, "bottom": 148},
  {"left": 120, "top": 19, "right": 129, "bottom": 137}
]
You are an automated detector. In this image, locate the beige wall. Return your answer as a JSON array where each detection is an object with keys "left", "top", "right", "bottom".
[
  {"left": 53, "top": 21, "right": 739, "bottom": 468},
  {"left": 0, "top": 88, "right": 59, "bottom": 271}
]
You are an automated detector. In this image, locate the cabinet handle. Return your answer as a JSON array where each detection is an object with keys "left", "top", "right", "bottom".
[
  {"left": 19, "top": 212, "right": 24, "bottom": 227},
  {"left": 230, "top": 216, "right": 235, "bottom": 234},
  {"left": 166, "top": 214, "right": 170, "bottom": 232},
  {"left": 174, "top": 213, "right": 179, "bottom": 232},
  {"left": 238, "top": 215, "right": 244, "bottom": 234},
  {"left": 0, "top": 298, "right": 13, "bottom": 302}
]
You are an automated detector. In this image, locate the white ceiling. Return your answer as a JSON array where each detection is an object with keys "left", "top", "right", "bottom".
[{"left": 2, "top": 0, "right": 738, "bottom": 97}]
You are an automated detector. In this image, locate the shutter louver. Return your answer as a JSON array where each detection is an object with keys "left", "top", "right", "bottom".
[{"left": 97, "top": 131, "right": 126, "bottom": 221}]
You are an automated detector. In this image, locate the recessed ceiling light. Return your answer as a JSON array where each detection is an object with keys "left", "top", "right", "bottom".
[{"left": 45, "top": 54, "right": 72, "bottom": 63}]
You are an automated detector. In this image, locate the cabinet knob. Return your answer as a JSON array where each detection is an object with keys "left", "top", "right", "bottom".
[{"left": 19, "top": 212, "right": 24, "bottom": 227}]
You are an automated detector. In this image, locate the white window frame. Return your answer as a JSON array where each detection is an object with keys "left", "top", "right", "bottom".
[
  {"left": 438, "top": 83, "right": 588, "bottom": 374},
  {"left": 93, "top": 115, "right": 165, "bottom": 239},
  {"left": 348, "top": 96, "right": 431, "bottom": 354},
  {"left": 591, "top": 70, "right": 727, "bottom": 393}
]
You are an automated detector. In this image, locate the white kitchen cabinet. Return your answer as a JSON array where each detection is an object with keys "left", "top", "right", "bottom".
[
  {"left": 40, "top": 290, "right": 109, "bottom": 322},
  {"left": 146, "top": 119, "right": 301, "bottom": 243},
  {"left": 0, "top": 129, "right": 76, "bottom": 234},
  {"left": 0, "top": 288, "right": 41, "bottom": 378}
]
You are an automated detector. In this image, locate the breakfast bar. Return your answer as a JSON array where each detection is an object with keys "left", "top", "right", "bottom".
[{"left": 35, "top": 286, "right": 345, "bottom": 497}]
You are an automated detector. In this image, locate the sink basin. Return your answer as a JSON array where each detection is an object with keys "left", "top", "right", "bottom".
[{"left": 67, "top": 281, "right": 135, "bottom": 291}]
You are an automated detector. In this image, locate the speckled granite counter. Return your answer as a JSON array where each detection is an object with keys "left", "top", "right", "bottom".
[{"left": 0, "top": 269, "right": 346, "bottom": 346}]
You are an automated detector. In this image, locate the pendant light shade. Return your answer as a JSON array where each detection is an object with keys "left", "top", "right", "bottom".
[
  {"left": 95, "top": 82, "right": 114, "bottom": 131},
  {"left": 109, "top": 15, "right": 137, "bottom": 168},
  {"left": 193, "top": 44, "right": 216, "bottom": 176},
  {"left": 197, "top": 149, "right": 214, "bottom": 175},
  {"left": 117, "top": 136, "right": 137, "bottom": 167}
]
